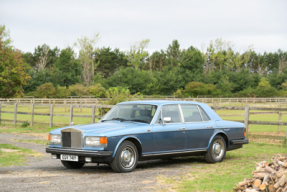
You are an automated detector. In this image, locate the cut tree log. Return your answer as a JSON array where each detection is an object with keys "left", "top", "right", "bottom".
[
  {"left": 282, "top": 185, "right": 287, "bottom": 192},
  {"left": 253, "top": 179, "right": 262, "bottom": 188},
  {"left": 265, "top": 166, "right": 275, "bottom": 173},
  {"left": 253, "top": 172, "right": 268, "bottom": 179},
  {"left": 276, "top": 170, "right": 287, "bottom": 178},
  {"left": 274, "top": 175, "right": 286, "bottom": 189}
]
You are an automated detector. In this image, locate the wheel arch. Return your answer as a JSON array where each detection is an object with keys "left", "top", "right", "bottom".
[
  {"left": 112, "top": 136, "right": 142, "bottom": 158},
  {"left": 207, "top": 131, "right": 229, "bottom": 149}
]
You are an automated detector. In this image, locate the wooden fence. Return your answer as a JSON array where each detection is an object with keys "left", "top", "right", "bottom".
[
  {"left": 1, "top": 97, "right": 287, "bottom": 107},
  {"left": 0, "top": 103, "right": 113, "bottom": 127},
  {"left": 212, "top": 106, "right": 287, "bottom": 143},
  {"left": 1, "top": 102, "right": 287, "bottom": 143}
]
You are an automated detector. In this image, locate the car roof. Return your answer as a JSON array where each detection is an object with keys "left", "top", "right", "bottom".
[{"left": 118, "top": 100, "right": 202, "bottom": 106}]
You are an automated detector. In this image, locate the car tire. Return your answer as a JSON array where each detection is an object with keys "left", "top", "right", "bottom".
[
  {"left": 110, "top": 141, "right": 138, "bottom": 173},
  {"left": 61, "top": 161, "right": 85, "bottom": 169},
  {"left": 204, "top": 135, "right": 226, "bottom": 163}
]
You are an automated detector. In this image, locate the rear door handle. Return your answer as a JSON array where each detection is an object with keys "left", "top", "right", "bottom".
[
  {"left": 206, "top": 126, "right": 213, "bottom": 128},
  {"left": 178, "top": 127, "right": 185, "bottom": 130}
]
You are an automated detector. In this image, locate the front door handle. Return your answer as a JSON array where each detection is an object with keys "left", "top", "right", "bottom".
[
  {"left": 178, "top": 127, "right": 185, "bottom": 130},
  {"left": 206, "top": 126, "right": 213, "bottom": 128}
]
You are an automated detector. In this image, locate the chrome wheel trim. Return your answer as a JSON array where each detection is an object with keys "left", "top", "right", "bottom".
[
  {"left": 120, "top": 146, "right": 136, "bottom": 168},
  {"left": 212, "top": 139, "right": 225, "bottom": 160}
]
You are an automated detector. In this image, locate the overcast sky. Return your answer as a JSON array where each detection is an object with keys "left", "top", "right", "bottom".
[{"left": 1, "top": 0, "right": 286, "bottom": 54}]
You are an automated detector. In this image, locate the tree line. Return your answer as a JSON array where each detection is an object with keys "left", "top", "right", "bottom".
[{"left": 1, "top": 24, "right": 287, "bottom": 98}]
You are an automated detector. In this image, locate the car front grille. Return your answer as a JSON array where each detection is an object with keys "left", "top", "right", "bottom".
[{"left": 61, "top": 128, "right": 82, "bottom": 149}]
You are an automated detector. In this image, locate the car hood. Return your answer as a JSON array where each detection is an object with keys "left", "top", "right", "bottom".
[{"left": 50, "top": 121, "right": 149, "bottom": 136}]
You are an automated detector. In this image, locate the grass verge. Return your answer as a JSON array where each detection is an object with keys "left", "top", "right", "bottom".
[
  {"left": 0, "top": 144, "right": 43, "bottom": 167},
  {"left": 14, "top": 139, "right": 48, "bottom": 145},
  {"left": 0, "top": 123, "right": 54, "bottom": 134},
  {"left": 158, "top": 142, "right": 287, "bottom": 192}
]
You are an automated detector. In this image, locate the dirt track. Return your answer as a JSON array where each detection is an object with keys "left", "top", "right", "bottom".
[{"left": 0, "top": 133, "right": 204, "bottom": 192}]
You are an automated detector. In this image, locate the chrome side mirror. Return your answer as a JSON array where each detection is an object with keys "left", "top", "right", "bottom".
[{"left": 162, "top": 117, "right": 172, "bottom": 125}]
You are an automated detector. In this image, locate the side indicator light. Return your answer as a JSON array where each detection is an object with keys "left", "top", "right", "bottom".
[
  {"left": 48, "top": 134, "right": 51, "bottom": 141},
  {"left": 100, "top": 137, "right": 108, "bottom": 144},
  {"left": 244, "top": 128, "right": 246, "bottom": 136}
]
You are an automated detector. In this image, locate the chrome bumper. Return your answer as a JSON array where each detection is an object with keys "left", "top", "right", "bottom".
[{"left": 46, "top": 147, "right": 113, "bottom": 157}]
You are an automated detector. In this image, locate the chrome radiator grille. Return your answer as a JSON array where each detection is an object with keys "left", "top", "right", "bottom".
[{"left": 61, "top": 128, "right": 82, "bottom": 149}]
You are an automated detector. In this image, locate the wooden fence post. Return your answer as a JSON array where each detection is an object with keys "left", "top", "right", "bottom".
[
  {"left": 229, "top": 99, "right": 231, "bottom": 107},
  {"left": 70, "top": 105, "right": 73, "bottom": 126},
  {"left": 244, "top": 106, "right": 250, "bottom": 137},
  {"left": 31, "top": 103, "right": 34, "bottom": 126},
  {"left": 49, "top": 104, "right": 54, "bottom": 128},
  {"left": 14, "top": 103, "right": 17, "bottom": 125},
  {"left": 278, "top": 111, "right": 282, "bottom": 131},
  {"left": 92, "top": 105, "right": 95, "bottom": 123}
]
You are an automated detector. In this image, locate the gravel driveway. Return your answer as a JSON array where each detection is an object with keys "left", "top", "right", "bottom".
[{"left": 0, "top": 133, "right": 202, "bottom": 192}]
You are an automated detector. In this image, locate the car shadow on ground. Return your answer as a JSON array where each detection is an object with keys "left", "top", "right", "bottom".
[{"left": 43, "top": 156, "right": 207, "bottom": 174}]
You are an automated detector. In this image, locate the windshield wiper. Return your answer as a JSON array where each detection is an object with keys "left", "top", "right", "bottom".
[
  {"left": 129, "top": 119, "right": 149, "bottom": 124},
  {"left": 101, "top": 118, "right": 127, "bottom": 122}
]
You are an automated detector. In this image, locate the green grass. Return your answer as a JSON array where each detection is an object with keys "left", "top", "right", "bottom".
[
  {"left": 0, "top": 124, "right": 54, "bottom": 134},
  {"left": 0, "top": 144, "right": 42, "bottom": 167},
  {"left": 15, "top": 139, "right": 48, "bottom": 145},
  {"left": 160, "top": 142, "right": 287, "bottom": 192}
]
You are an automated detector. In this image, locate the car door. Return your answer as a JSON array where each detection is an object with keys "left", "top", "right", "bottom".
[
  {"left": 152, "top": 104, "right": 186, "bottom": 153},
  {"left": 180, "top": 104, "right": 214, "bottom": 149}
]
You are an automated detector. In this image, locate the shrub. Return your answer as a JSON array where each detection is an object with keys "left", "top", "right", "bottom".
[
  {"left": 184, "top": 81, "right": 219, "bottom": 97},
  {"left": 21, "top": 121, "right": 30, "bottom": 128},
  {"left": 68, "top": 84, "right": 89, "bottom": 97},
  {"left": 89, "top": 83, "right": 106, "bottom": 98},
  {"left": 173, "top": 88, "right": 185, "bottom": 98},
  {"left": 34, "top": 83, "right": 56, "bottom": 98},
  {"left": 235, "top": 87, "right": 256, "bottom": 97},
  {"left": 55, "top": 86, "right": 71, "bottom": 98},
  {"left": 255, "top": 86, "right": 280, "bottom": 97}
]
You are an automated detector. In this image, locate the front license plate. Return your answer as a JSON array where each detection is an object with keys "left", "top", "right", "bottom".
[{"left": 60, "top": 154, "right": 78, "bottom": 162}]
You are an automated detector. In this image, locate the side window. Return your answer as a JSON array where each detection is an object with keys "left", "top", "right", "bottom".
[
  {"left": 161, "top": 105, "right": 182, "bottom": 123},
  {"left": 198, "top": 106, "right": 210, "bottom": 121},
  {"left": 181, "top": 105, "right": 202, "bottom": 122}
]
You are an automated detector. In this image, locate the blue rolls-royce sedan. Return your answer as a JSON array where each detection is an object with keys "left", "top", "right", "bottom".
[{"left": 46, "top": 100, "right": 248, "bottom": 173}]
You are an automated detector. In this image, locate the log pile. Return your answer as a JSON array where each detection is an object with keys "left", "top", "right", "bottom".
[{"left": 233, "top": 154, "right": 287, "bottom": 192}]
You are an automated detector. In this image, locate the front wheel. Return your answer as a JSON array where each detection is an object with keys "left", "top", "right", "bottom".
[
  {"left": 61, "top": 161, "right": 85, "bottom": 169},
  {"left": 204, "top": 135, "right": 226, "bottom": 163},
  {"left": 110, "top": 141, "right": 138, "bottom": 173}
]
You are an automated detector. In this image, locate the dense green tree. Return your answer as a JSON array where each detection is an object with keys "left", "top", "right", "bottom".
[
  {"left": 166, "top": 40, "right": 180, "bottom": 67},
  {"left": 104, "top": 67, "right": 157, "bottom": 94},
  {"left": 0, "top": 26, "right": 31, "bottom": 97},
  {"left": 179, "top": 46, "right": 204, "bottom": 73},
  {"left": 23, "top": 69, "right": 51, "bottom": 93},
  {"left": 52, "top": 48, "right": 82, "bottom": 88},
  {"left": 94, "top": 47, "right": 128, "bottom": 78}
]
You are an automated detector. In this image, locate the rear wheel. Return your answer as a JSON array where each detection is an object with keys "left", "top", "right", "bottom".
[
  {"left": 110, "top": 141, "right": 138, "bottom": 173},
  {"left": 61, "top": 161, "right": 85, "bottom": 169},
  {"left": 204, "top": 135, "right": 226, "bottom": 163}
]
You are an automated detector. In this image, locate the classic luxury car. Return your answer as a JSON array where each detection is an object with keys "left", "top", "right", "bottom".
[{"left": 46, "top": 100, "right": 248, "bottom": 173}]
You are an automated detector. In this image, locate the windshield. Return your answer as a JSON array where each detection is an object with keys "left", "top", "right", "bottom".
[{"left": 101, "top": 104, "right": 158, "bottom": 124}]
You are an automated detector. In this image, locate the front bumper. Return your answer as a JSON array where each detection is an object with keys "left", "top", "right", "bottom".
[{"left": 46, "top": 147, "right": 113, "bottom": 157}]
